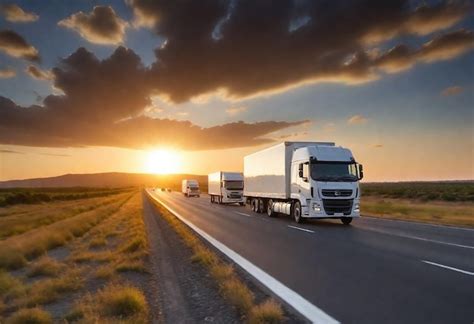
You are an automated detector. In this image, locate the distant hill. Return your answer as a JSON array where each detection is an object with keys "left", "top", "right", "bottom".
[{"left": 0, "top": 172, "right": 208, "bottom": 191}]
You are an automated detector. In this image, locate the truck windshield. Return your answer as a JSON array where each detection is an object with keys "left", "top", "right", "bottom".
[
  {"left": 311, "top": 162, "right": 358, "bottom": 182},
  {"left": 224, "top": 180, "right": 244, "bottom": 190}
]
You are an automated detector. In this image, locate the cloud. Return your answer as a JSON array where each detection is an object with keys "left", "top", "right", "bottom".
[
  {"left": 0, "top": 67, "right": 15, "bottom": 78},
  {"left": 125, "top": 0, "right": 473, "bottom": 103},
  {"left": 58, "top": 6, "right": 128, "bottom": 45},
  {"left": 0, "top": 47, "right": 305, "bottom": 150},
  {"left": 0, "top": 30, "right": 39, "bottom": 61},
  {"left": 376, "top": 29, "right": 474, "bottom": 73},
  {"left": 322, "top": 122, "right": 336, "bottom": 132},
  {"left": 372, "top": 144, "right": 384, "bottom": 148},
  {"left": 441, "top": 85, "right": 464, "bottom": 96},
  {"left": 0, "top": 4, "right": 38, "bottom": 23},
  {"left": 226, "top": 106, "right": 247, "bottom": 116},
  {"left": 348, "top": 115, "right": 368, "bottom": 125},
  {"left": 25, "top": 65, "right": 53, "bottom": 80}
]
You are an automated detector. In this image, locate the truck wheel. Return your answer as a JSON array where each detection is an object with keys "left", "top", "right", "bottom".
[
  {"left": 218, "top": 196, "right": 222, "bottom": 204},
  {"left": 251, "top": 199, "right": 258, "bottom": 212},
  {"left": 293, "top": 201, "right": 303, "bottom": 223},
  {"left": 341, "top": 217, "right": 352, "bottom": 225},
  {"left": 239, "top": 202, "right": 245, "bottom": 206},
  {"left": 210, "top": 195, "right": 214, "bottom": 203},
  {"left": 257, "top": 199, "right": 265, "bottom": 213},
  {"left": 267, "top": 199, "right": 275, "bottom": 217}
]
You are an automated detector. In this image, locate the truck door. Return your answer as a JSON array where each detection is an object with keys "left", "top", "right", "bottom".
[{"left": 295, "top": 162, "right": 311, "bottom": 203}]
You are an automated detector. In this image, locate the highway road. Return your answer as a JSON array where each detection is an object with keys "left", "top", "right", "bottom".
[{"left": 146, "top": 190, "right": 474, "bottom": 323}]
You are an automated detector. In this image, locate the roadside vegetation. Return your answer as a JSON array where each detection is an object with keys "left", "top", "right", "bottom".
[
  {"left": 0, "top": 189, "right": 151, "bottom": 323},
  {"left": 0, "top": 187, "right": 134, "bottom": 207},
  {"left": 361, "top": 182, "right": 474, "bottom": 202},
  {"left": 361, "top": 182, "right": 474, "bottom": 227},
  {"left": 148, "top": 195, "right": 285, "bottom": 324}
]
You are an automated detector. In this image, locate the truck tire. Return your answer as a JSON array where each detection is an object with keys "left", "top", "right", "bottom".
[
  {"left": 210, "top": 195, "right": 214, "bottom": 203},
  {"left": 258, "top": 198, "right": 265, "bottom": 213},
  {"left": 251, "top": 199, "right": 258, "bottom": 212},
  {"left": 293, "top": 201, "right": 303, "bottom": 223},
  {"left": 267, "top": 199, "right": 275, "bottom": 217},
  {"left": 341, "top": 217, "right": 352, "bottom": 225},
  {"left": 239, "top": 202, "right": 245, "bottom": 206},
  {"left": 218, "top": 196, "right": 222, "bottom": 204}
]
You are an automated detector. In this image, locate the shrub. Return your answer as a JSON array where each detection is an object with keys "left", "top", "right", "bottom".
[
  {"left": 249, "top": 299, "right": 284, "bottom": 324},
  {"left": 6, "top": 307, "right": 52, "bottom": 324},
  {"left": 28, "top": 256, "right": 64, "bottom": 277},
  {"left": 97, "top": 285, "right": 148, "bottom": 317}
]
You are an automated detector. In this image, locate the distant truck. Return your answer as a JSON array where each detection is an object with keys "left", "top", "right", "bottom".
[
  {"left": 208, "top": 172, "right": 245, "bottom": 205},
  {"left": 182, "top": 179, "right": 200, "bottom": 197},
  {"left": 244, "top": 142, "right": 363, "bottom": 224}
]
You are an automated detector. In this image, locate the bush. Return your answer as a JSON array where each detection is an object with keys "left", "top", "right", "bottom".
[
  {"left": 97, "top": 285, "right": 148, "bottom": 317},
  {"left": 6, "top": 307, "right": 52, "bottom": 324}
]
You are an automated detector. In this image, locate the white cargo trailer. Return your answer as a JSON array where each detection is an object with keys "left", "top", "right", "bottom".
[
  {"left": 244, "top": 142, "right": 363, "bottom": 224},
  {"left": 182, "top": 179, "right": 200, "bottom": 197},
  {"left": 208, "top": 171, "right": 245, "bottom": 205}
]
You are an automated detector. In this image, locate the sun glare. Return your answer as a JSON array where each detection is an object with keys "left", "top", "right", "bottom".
[{"left": 144, "top": 149, "right": 182, "bottom": 174}]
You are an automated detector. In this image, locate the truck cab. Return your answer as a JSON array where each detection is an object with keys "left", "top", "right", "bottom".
[
  {"left": 291, "top": 145, "right": 363, "bottom": 224},
  {"left": 209, "top": 172, "right": 245, "bottom": 205},
  {"left": 182, "top": 179, "right": 200, "bottom": 197}
]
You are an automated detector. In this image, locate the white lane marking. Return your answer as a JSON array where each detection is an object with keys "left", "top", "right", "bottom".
[
  {"left": 362, "top": 215, "right": 474, "bottom": 232},
  {"left": 288, "top": 225, "right": 315, "bottom": 233},
  {"left": 422, "top": 260, "right": 474, "bottom": 276},
  {"left": 234, "top": 211, "right": 252, "bottom": 217},
  {"left": 360, "top": 227, "right": 474, "bottom": 250},
  {"left": 146, "top": 190, "right": 338, "bottom": 324}
]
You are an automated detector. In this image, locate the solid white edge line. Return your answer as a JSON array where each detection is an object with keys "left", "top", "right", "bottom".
[
  {"left": 234, "top": 211, "right": 252, "bottom": 217},
  {"left": 146, "top": 190, "right": 338, "bottom": 324},
  {"left": 422, "top": 260, "right": 474, "bottom": 276},
  {"left": 288, "top": 225, "right": 315, "bottom": 233}
]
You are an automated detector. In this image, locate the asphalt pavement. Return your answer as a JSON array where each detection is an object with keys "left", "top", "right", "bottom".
[{"left": 146, "top": 189, "right": 474, "bottom": 324}]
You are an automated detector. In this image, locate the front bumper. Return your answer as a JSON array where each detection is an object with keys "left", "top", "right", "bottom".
[{"left": 302, "top": 198, "right": 360, "bottom": 218}]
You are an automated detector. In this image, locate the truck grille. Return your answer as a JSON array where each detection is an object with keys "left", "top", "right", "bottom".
[
  {"left": 321, "top": 189, "right": 353, "bottom": 197},
  {"left": 228, "top": 192, "right": 242, "bottom": 198},
  {"left": 322, "top": 199, "right": 353, "bottom": 215}
]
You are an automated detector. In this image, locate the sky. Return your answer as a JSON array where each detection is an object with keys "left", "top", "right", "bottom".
[{"left": 0, "top": 0, "right": 473, "bottom": 182}]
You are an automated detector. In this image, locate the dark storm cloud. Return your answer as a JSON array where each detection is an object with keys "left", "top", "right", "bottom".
[
  {"left": 127, "top": 0, "right": 473, "bottom": 103},
  {"left": 0, "top": 30, "right": 39, "bottom": 61},
  {"left": 58, "top": 6, "right": 128, "bottom": 45},
  {"left": 0, "top": 47, "right": 304, "bottom": 150}
]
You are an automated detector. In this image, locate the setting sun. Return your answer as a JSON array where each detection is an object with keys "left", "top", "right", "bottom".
[{"left": 144, "top": 150, "right": 182, "bottom": 174}]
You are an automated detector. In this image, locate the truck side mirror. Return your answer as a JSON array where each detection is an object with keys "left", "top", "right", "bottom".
[{"left": 358, "top": 164, "right": 364, "bottom": 180}]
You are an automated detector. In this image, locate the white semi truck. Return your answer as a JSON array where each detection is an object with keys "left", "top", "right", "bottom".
[
  {"left": 208, "top": 171, "right": 245, "bottom": 205},
  {"left": 182, "top": 179, "right": 200, "bottom": 197},
  {"left": 244, "top": 142, "right": 363, "bottom": 224}
]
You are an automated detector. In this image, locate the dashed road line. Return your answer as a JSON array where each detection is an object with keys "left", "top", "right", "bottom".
[
  {"left": 422, "top": 260, "right": 474, "bottom": 276},
  {"left": 234, "top": 211, "right": 252, "bottom": 217},
  {"left": 288, "top": 225, "right": 315, "bottom": 233}
]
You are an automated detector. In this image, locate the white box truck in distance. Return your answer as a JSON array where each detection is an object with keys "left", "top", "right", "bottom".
[
  {"left": 208, "top": 172, "right": 245, "bottom": 205},
  {"left": 244, "top": 142, "right": 363, "bottom": 224},
  {"left": 182, "top": 179, "right": 200, "bottom": 197}
]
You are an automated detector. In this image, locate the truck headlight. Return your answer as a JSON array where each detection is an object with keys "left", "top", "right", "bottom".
[
  {"left": 312, "top": 203, "right": 321, "bottom": 212},
  {"left": 354, "top": 203, "right": 360, "bottom": 212}
]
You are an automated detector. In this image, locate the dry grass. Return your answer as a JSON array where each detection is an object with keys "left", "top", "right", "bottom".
[
  {"left": 0, "top": 193, "right": 132, "bottom": 270},
  {"left": 0, "top": 193, "right": 128, "bottom": 239},
  {"left": 23, "top": 269, "right": 83, "bottom": 306},
  {"left": 27, "top": 256, "right": 64, "bottom": 277},
  {"left": 67, "top": 284, "right": 148, "bottom": 323},
  {"left": 249, "top": 299, "right": 285, "bottom": 324},
  {"left": 0, "top": 271, "right": 25, "bottom": 298},
  {"left": 6, "top": 307, "right": 52, "bottom": 324},
  {"left": 362, "top": 197, "right": 474, "bottom": 227},
  {"left": 149, "top": 194, "right": 284, "bottom": 323}
]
